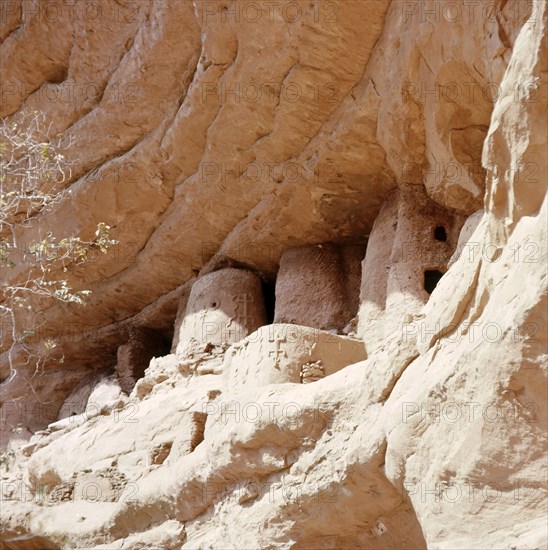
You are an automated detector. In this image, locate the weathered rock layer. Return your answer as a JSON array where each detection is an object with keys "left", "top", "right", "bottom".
[{"left": 1, "top": 1, "right": 546, "bottom": 548}]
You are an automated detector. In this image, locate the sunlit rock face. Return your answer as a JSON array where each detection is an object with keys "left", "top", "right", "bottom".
[{"left": 0, "top": 1, "right": 546, "bottom": 549}]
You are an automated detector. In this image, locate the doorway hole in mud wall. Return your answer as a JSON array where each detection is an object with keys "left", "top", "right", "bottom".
[
  {"left": 424, "top": 270, "right": 445, "bottom": 295},
  {"left": 434, "top": 226, "right": 447, "bottom": 242},
  {"left": 262, "top": 278, "right": 276, "bottom": 324}
]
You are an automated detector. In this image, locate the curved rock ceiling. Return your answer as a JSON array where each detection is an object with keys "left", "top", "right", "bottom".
[{"left": 1, "top": 0, "right": 529, "bottom": 373}]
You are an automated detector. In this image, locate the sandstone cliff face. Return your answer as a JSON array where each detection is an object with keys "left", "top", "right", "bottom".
[{"left": 1, "top": 1, "right": 546, "bottom": 548}]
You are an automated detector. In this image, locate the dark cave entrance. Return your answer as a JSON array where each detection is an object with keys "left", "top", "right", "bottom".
[{"left": 424, "top": 270, "right": 444, "bottom": 295}]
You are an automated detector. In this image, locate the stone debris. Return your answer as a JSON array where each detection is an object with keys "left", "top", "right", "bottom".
[
  {"left": 300, "top": 360, "right": 325, "bottom": 384},
  {"left": 47, "top": 480, "right": 76, "bottom": 503}
]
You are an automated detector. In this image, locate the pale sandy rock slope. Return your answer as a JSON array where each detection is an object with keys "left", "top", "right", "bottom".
[{"left": 0, "top": 1, "right": 546, "bottom": 548}]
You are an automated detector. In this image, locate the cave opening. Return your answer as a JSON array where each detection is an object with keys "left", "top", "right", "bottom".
[
  {"left": 424, "top": 270, "right": 444, "bottom": 294},
  {"left": 262, "top": 279, "right": 276, "bottom": 324},
  {"left": 434, "top": 226, "right": 447, "bottom": 242}
]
